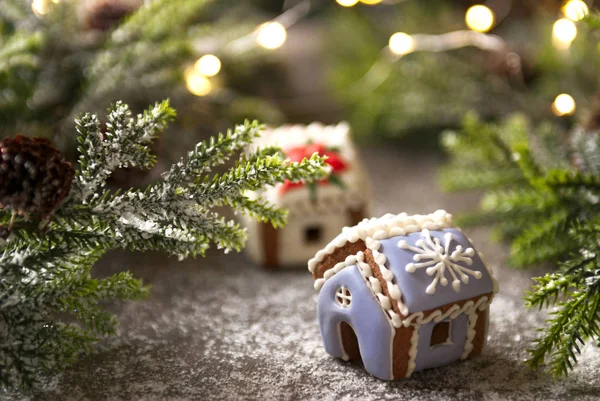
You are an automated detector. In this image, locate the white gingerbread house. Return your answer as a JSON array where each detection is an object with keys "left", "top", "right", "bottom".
[{"left": 241, "top": 122, "right": 371, "bottom": 267}]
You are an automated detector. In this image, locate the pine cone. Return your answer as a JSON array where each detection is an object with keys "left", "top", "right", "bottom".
[
  {"left": 0, "top": 136, "right": 74, "bottom": 218},
  {"left": 83, "top": 0, "right": 141, "bottom": 32}
]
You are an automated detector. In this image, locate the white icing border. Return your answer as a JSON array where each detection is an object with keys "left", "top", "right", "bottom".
[
  {"left": 461, "top": 311, "right": 479, "bottom": 360},
  {"left": 406, "top": 325, "right": 420, "bottom": 377},
  {"left": 308, "top": 210, "right": 452, "bottom": 274},
  {"left": 402, "top": 296, "right": 491, "bottom": 327}
]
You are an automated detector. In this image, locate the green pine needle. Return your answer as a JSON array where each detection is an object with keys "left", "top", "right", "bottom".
[
  {"left": 0, "top": 100, "right": 328, "bottom": 390},
  {"left": 440, "top": 113, "right": 600, "bottom": 376}
]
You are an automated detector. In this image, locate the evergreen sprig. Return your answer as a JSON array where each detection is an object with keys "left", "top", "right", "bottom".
[
  {"left": 440, "top": 113, "right": 600, "bottom": 376},
  {"left": 0, "top": 100, "right": 328, "bottom": 390}
]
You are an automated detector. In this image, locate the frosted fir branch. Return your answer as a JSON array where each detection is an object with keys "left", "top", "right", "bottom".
[
  {"left": 162, "top": 120, "right": 263, "bottom": 186},
  {"left": 193, "top": 153, "right": 329, "bottom": 207},
  {"left": 1, "top": 99, "right": 329, "bottom": 389},
  {"left": 226, "top": 195, "right": 289, "bottom": 228},
  {"left": 74, "top": 100, "right": 175, "bottom": 202}
]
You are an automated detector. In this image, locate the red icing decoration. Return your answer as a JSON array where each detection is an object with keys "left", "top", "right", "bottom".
[{"left": 280, "top": 143, "right": 347, "bottom": 195}]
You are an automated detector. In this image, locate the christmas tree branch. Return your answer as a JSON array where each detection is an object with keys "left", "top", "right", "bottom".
[
  {"left": 440, "top": 113, "right": 600, "bottom": 376},
  {"left": 0, "top": 99, "right": 328, "bottom": 389}
]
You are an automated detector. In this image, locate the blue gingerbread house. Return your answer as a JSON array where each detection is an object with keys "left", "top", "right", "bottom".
[{"left": 308, "top": 210, "right": 498, "bottom": 379}]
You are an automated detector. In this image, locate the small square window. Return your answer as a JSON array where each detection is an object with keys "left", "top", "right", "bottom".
[
  {"left": 305, "top": 225, "right": 323, "bottom": 243},
  {"left": 430, "top": 321, "right": 452, "bottom": 347}
]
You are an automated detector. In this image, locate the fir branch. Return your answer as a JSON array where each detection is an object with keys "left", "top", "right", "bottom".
[
  {"left": 192, "top": 153, "right": 329, "bottom": 207},
  {"left": 74, "top": 100, "right": 175, "bottom": 201},
  {"left": 440, "top": 113, "right": 600, "bottom": 376},
  {"left": 162, "top": 120, "right": 263, "bottom": 185},
  {"left": 0, "top": 100, "right": 328, "bottom": 389},
  {"left": 526, "top": 275, "right": 600, "bottom": 376},
  {"left": 227, "top": 195, "right": 289, "bottom": 228}
]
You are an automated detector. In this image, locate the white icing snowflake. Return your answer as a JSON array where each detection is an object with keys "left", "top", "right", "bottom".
[{"left": 397, "top": 229, "right": 481, "bottom": 295}]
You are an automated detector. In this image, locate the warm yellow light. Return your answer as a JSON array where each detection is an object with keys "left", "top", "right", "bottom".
[
  {"left": 360, "top": 0, "right": 383, "bottom": 4},
  {"left": 51, "top": 0, "right": 60, "bottom": 3},
  {"left": 389, "top": 32, "right": 414, "bottom": 56},
  {"left": 336, "top": 0, "right": 359, "bottom": 6},
  {"left": 185, "top": 69, "right": 212, "bottom": 97},
  {"left": 194, "top": 54, "right": 221, "bottom": 77},
  {"left": 256, "top": 22, "right": 287, "bottom": 50},
  {"left": 465, "top": 5, "right": 495, "bottom": 33},
  {"left": 563, "top": 0, "right": 589, "bottom": 21},
  {"left": 553, "top": 18, "right": 577, "bottom": 48},
  {"left": 31, "top": 0, "right": 50, "bottom": 15},
  {"left": 552, "top": 93, "right": 576, "bottom": 116}
]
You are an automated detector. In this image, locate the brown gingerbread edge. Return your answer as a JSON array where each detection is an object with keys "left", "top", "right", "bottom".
[
  {"left": 312, "top": 239, "right": 367, "bottom": 280},
  {"left": 261, "top": 222, "right": 279, "bottom": 268},
  {"left": 468, "top": 308, "right": 488, "bottom": 358}
]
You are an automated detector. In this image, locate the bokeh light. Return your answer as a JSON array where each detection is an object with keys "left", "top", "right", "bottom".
[
  {"left": 563, "top": 0, "right": 589, "bottom": 21},
  {"left": 465, "top": 5, "right": 495, "bottom": 33},
  {"left": 186, "top": 69, "right": 212, "bottom": 97},
  {"left": 389, "top": 32, "right": 414, "bottom": 56},
  {"left": 553, "top": 18, "right": 577, "bottom": 48},
  {"left": 31, "top": 0, "right": 50, "bottom": 15},
  {"left": 336, "top": 0, "right": 360, "bottom": 7},
  {"left": 552, "top": 93, "right": 576, "bottom": 116},
  {"left": 194, "top": 55, "right": 222, "bottom": 77},
  {"left": 257, "top": 22, "right": 287, "bottom": 50}
]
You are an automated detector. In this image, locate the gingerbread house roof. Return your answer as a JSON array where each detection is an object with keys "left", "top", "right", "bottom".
[
  {"left": 248, "top": 122, "right": 369, "bottom": 216},
  {"left": 309, "top": 210, "right": 499, "bottom": 328}
]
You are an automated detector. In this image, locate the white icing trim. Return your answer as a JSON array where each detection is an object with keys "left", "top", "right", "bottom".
[
  {"left": 461, "top": 311, "right": 479, "bottom": 360},
  {"left": 308, "top": 210, "right": 452, "bottom": 273},
  {"left": 366, "top": 238, "right": 409, "bottom": 317},
  {"left": 314, "top": 253, "right": 359, "bottom": 290},
  {"left": 406, "top": 325, "right": 419, "bottom": 377},
  {"left": 355, "top": 252, "right": 404, "bottom": 327},
  {"left": 401, "top": 295, "right": 492, "bottom": 327}
]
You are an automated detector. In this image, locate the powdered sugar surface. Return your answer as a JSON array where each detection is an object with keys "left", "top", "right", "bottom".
[
  {"left": 5, "top": 247, "right": 599, "bottom": 401},
  {"left": 5, "top": 148, "right": 600, "bottom": 401}
]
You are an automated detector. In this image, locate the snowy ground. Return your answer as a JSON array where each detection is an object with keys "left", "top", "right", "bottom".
[{"left": 6, "top": 147, "right": 600, "bottom": 401}]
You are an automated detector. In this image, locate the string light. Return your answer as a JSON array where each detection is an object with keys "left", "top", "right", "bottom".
[
  {"left": 336, "top": 0, "right": 359, "bottom": 6},
  {"left": 389, "top": 32, "right": 414, "bottom": 56},
  {"left": 552, "top": 93, "right": 576, "bottom": 116},
  {"left": 360, "top": 0, "right": 383, "bottom": 4},
  {"left": 553, "top": 18, "right": 577, "bottom": 48},
  {"left": 31, "top": 0, "right": 50, "bottom": 15},
  {"left": 465, "top": 5, "right": 495, "bottom": 33},
  {"left": 256, "top": 22, "right": 287, "bottom": 50},
  {"left": 563, "top": 0, "right": 589, "bottom": 21},
  {"left": 194, "top": 54, "right": 221, "bottom": 77},
  {"left": 185, "top": 68, "right": 212, "bottom": 96}
]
